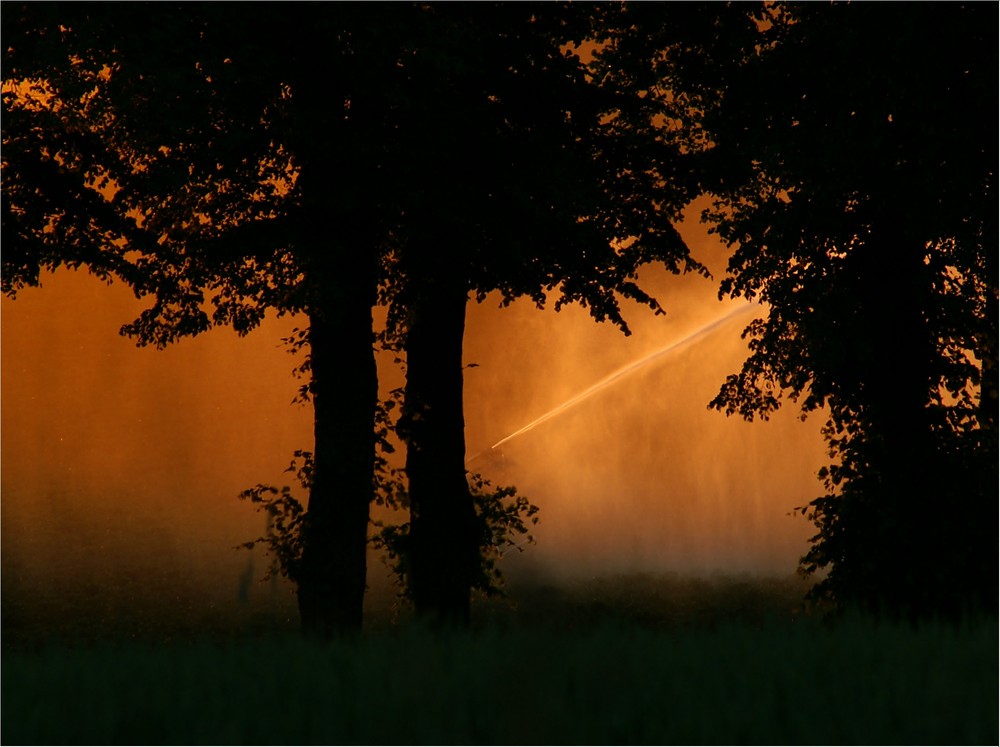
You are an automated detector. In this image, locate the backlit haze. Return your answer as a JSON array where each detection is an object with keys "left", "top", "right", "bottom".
[{"left": 1, "top": 202, "right": 828, "bottom": 625}]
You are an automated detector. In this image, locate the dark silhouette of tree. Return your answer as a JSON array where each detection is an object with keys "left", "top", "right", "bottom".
[
  {"left": 663, "top": 2, "right": 996, "bottom": 619},
  {"left": 2, "top": 3, "right": 410, "bottom": 635},
  {"left": 368, "top": 4, "right": 705, "bottom": 625},
  {"left": 4, "top": 3, "right": 711, "bottom": 630}
]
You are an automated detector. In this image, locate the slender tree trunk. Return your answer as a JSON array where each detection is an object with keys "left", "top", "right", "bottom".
[
  {"left": 285, "top": 15, "right": 383, "bottom": 634},
  {"left": 296, "top": 297, "right": 378, "bottom": 636},
  {"left": 401, "top": 279, "right": 478, "bottom": 626}
]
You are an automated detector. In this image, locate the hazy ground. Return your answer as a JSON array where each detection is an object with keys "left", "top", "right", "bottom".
[
  {"left": 2, "top": 560, "right": 817, "bottom": 650},
  {"left": 2, "top": 210, "right": 837, "bottom": 663}
]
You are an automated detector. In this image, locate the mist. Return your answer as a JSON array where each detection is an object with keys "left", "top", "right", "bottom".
[
  {"left": 460, "top": 210, "right": 827, "bottom": 583},
  {"left": 1, "top": 208, "right": 827, "bottom": 630}
]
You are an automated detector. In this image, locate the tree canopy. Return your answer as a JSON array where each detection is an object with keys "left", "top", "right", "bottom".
[
  {"left": 4, "top": 1, "right": 993, "bottom": 627},
  {"left": 3, "top": 3, "right": 708, "bottom": 628},
  {"left": 689, "top": 2, "right": 997, "bottom": 618}
]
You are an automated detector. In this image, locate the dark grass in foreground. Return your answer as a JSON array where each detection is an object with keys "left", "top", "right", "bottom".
[
  {"left": 2, "top": 575, "right": 996, "bottom": 745},
  {"left": 3, "top": 616, "right": 996, "bottom": 745}
]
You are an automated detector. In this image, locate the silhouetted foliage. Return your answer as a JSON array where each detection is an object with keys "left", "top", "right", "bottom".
[
  {"left": 372, "top": 382, "right": 541, "bottom": 603},
  {"left": 5, "top": 2, "right": 703, "bottom": 630},
  {"left": 2, "top": 3, "right": 393, "bottom": 634},
  {"left": 238, "top": 450, "right": 312, "bottom": 584},
  {"left": 372, "top": 3, "right": 707, "bottom": 624},
  {"left": 666, "top": 2, "right": 997, "bottom": 619},
  {"left": 239, "top": 392, "right": 540, "bottom": 603},
  {"left": 16, "top": 1, "right": 987, "bottom": 630}
]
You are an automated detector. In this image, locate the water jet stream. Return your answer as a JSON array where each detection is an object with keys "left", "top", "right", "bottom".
[{"left": 468, "top": 303, "right": 758, "bottom": 464}]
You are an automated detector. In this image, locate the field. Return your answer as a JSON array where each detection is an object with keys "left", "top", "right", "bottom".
[{"left": 3, "top": 574, "right": 996, "bottom": 745}]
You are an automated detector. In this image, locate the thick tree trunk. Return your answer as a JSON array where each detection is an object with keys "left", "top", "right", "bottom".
[
  {"left": 979, "top": 282, "right": 998, "bottom": 438},
  {"left": 401, "top": 280, "right": 478, "bottom": 626},
  {"left": 296, "top": 299, "right": 378, "bottom": 636},
  {"left": 286, "top": 18, "right": 383, "bottom": 634},
  {"left": 862, "top": 232, "right": 937, "bottom": 618},
  {"left": 857, "top": 224, "right": 988, "bottom": 619}
]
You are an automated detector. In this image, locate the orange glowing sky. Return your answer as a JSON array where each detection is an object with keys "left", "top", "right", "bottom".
[{"left": 1, "top": 201, "right": 828, "bottom": 614}]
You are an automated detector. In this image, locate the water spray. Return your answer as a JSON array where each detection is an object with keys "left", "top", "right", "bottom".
[{"left": 467, "top": 302, "right": 759, "bottom": 465}]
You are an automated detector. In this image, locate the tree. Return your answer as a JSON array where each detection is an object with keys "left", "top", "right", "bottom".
[
  {"left": 675, "top": 2, "right": 996, "bottom": 618},
  {"left": 373, "top": 4, "right": 705, "bottom": 624},
  {"left": 2, "top": 3, "right": 410, "bottom": 635},
  {"left": 3, "top": 3, "right": 710, "bottom": 631}
]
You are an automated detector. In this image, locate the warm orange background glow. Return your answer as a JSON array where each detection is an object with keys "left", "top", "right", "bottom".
[
  {"left": 462, "top": 205, "right": 827, "bottom": 581},
  {"left": 2, "top": 268, "right": 311, "bottom": 619},
  {"left": 1, "top": 204, "right": 827, "bottom": 620}
]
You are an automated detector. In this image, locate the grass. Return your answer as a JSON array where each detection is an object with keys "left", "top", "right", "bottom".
[{"left": 2, "top": 575, "right": 997, "bottom": 745}]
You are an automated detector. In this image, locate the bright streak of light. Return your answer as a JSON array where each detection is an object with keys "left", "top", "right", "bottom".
[{"left": 468, "top": 303, "right": 759, "bottom": 463}]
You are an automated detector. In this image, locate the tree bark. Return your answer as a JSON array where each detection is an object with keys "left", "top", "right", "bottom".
[
  {"left": 285, "top": 13, "right": 384, "bottom": 634},
  {"left": 401, "top": 279, "right": 478, "bottom": 626},
  {"left": 856, "top": 223, "right": 978, "bottom": 619},
  {"left": 296, "top": 299, "right": 378, "bottom": 636}
]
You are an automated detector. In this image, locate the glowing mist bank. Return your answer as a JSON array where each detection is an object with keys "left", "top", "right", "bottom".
[{"left": 469, "top": 303, "right": 759, "bottom": 463}]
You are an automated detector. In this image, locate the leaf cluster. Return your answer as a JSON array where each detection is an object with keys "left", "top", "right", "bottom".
[
  {"left": 669, "top": 2, "right": 997, "bottom": 617},
  {"left": 238, "top": 380, "right": 540, "bottom": 604},
  {"left": 5, "top": 4, "right": 713, "bottom": 353},
  {"left": 372, "top": 472, "right": 540, "bottom": 604},
  {"left": 237, "top": 450, "right": 313, "bottom": 584}
]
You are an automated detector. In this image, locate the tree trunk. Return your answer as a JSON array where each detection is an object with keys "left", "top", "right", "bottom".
[
  {"left": 285, "top": 15, "right": 383, "bottom": 634},
  {"left": 296, "top": 299, "right": 378, "bottom": 636},
  {"left": 860, "top": 224, "right": 972, "bottom": 619},
  {"left": 401, "top": 279, "right": 478, "bottom": 626}
]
